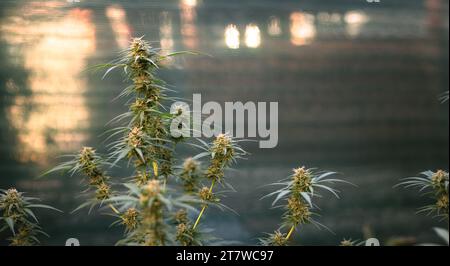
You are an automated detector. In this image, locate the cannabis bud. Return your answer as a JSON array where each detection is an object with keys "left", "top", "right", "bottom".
[
  {"left": 180, "top": 157, "right": 200, "bottom": 193},
  {"left": 183, "top": 157, "right": 199, "bottom": 173},
  {"left": 292, "top": 167, "right": 312, "bottom": 192},
  {"left": 95, "top": 182, "right": 111, "bottom": 200},
  {"left": 176, "top": 222, "right": 195, "bottom": 246},
  {"left": 206, "top": 134, "right": 237, "bottom": 183},
  {"left": 431, "top": 170, "right": 448, "bottom": 192},
  {"left": 199, "top": 186, "right": 215, "bottom": 202},
  {"left": 128, "top": 126, "right": 144, "bottom": 148},
  {"left": 436, "top": 194, "right": 449, "bottom": 214},
  {"left": 1, "top": 188, "right": 23, "bottom": 220},
  {"left": 174, "top": 209, "right": 188, "bottom": 225},
  {"left": 211, "top": 134, "right": 234, "bottom": 164},
  {"left": 121, "top": 208, "right": 139, "bottom": 231},
  {"left": 287, "top": 196, "right": 311, "bottom": 225},
  {"left": 262, "top": 231, "right": 288, "bottom": 246},
  {"left": 76, "top": 146, "right": 112, "bottom": 201}
]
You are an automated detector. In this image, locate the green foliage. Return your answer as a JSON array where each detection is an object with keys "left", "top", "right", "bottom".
[
  {"left": 0, "top": 188, "right": 60, "bottom": 246},
  {"left": 260, "top": 167, "right": 350, "bottom": 246},
  {"left": 105, "top": 181, "right": 198, "bottom": 245},
  {"left": 397, "top": 170, "right": 449, "bottom": 246},
  {"left": 40, "top": 37, "right": 356, "bottom": 247},
  {"left": 45, "top": 37, "right": 246, "bottom": 246},
  {"left": 398, "top": 170, "right": 449, "bottom": 220}
]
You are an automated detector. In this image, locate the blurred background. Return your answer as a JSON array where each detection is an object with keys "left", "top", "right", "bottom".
[{"left": 0, "top": 0, "right": 448, "bottom": 245}]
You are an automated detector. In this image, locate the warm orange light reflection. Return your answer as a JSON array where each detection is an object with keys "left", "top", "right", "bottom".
[
  {"left": 106, "top": 4, "right": 131, "bottom": 48},
  {"left": 0, "top": 7, "right": 95, "bottom": 164},
  {"left": 181, "top": 0, "right": 197, "bottom": 7},
  {"left": 344, "top": 10, "right": 369, "bottom": 37},
  {"left": 290, "top": 12, "right": 316, "bottom": 46},
  {"left": 245, "top": 24, "right": 261, "bottom": 48},
  {"left": 160, "top": 11, "right": 174, "bottom": 54},
  {"left": 225, "top": 24, "right": 240, "bottom": 49},
  {"left": 179, "top": 0, "right": 198, "bottom": 49}
]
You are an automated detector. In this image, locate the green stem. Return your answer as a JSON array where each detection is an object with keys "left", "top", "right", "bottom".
[
  {"left": 192, "top": 179, "right": 216, "bottom": 230},
  {"left": 285, "top": 225, "right": 296, "bottom": 241}
]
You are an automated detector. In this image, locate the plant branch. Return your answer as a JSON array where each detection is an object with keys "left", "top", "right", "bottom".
[
  {"left": 192, "top": 179, "right": 216, "bottom": 230},
  {"left": 285, "top": 225, "right": 296, "bottom": 241}
]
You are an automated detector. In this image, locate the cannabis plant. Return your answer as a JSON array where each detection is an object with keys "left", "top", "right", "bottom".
[
  {"left": 0, "top": 188, "right": 59, "bottom": 246},
  {"left": 393, "top": 89, "right": 449, "bottom": 246},
  {"left": 45, "top": 146, "right": 116, "bottom": 212},
  {"left": 46, "top": 37, "right": 245, "bottom": 246},
  {"left": 398, "top": 170, "right": 449, "bottom": 220},
  {"left": 259, "top": 167, "right": 349, "bottom": 246},
  {"left": 187, "top": 134, "right": 246, "bottom": 230},
  {"left": 397, "top": 170, "right": 449, "bottom": 246}
]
